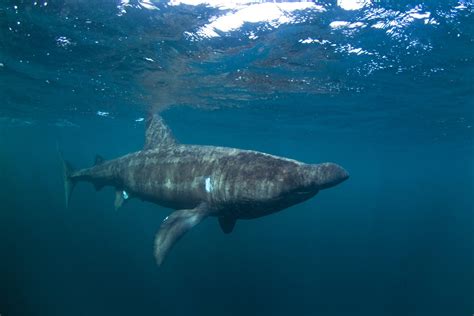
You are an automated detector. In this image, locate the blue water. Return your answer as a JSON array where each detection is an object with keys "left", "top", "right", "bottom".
[{"left": 1, "top": 1, "right": 473, "bottom": 315}]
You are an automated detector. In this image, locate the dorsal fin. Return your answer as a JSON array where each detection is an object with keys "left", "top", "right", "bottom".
[
  {"left": 144, "top": 113, "right": 178, "bottom": 150},
  {"left": 94, "top": 154, "right": 105, "bottom": 166}
]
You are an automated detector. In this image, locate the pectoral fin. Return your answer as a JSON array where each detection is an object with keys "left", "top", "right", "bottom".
[
  {"left": 154, "top": 203, "right": 209, "bottom": 266},
  {"left": 218, "top": 216, "right": 237, "bottom": 234}
]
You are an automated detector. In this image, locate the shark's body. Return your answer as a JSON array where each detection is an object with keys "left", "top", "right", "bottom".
[{"left": 62, "top": 114, "right": 349, "bottom": 265}]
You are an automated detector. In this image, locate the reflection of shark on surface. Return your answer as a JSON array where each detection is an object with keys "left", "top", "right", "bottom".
[{"left": 60, "top": 114, "right": 349, "bottom": 266}]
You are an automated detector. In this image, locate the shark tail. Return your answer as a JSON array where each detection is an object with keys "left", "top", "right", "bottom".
[{"left": 57, "top": 144, "right": 76, "bottom": 208}]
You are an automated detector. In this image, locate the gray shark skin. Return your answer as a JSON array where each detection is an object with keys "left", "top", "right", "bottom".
[{"left": 61, "top": 114, "right": 349, "bottom": 266}]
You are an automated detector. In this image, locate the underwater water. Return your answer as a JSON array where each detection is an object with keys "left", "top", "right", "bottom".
[{"left": 0, "top": 0, "right": 473, "bottom": 315}]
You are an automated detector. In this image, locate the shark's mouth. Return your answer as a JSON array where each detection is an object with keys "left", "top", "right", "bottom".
[{"left": 296, "top": 191, "right": 312, "bottom": 195}]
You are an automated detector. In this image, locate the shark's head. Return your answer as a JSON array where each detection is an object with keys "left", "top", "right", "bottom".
[
  {"left": 290, "top": 162, "right": 348, "bottom": 196},
  {"left": 304, "top": 162, "right": 350, "bottom": 190},
  {"left": 253, "top": 162, "right": 349, "bottom": 213}
]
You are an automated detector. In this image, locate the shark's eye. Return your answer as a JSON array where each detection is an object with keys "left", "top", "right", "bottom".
[{"left": 122, "top": 190, "right": 129, "bottom": 199}]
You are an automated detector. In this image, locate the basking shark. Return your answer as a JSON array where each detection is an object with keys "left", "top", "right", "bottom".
[{"left": 61, "top": 114, "right": 349, "bottom": 266}]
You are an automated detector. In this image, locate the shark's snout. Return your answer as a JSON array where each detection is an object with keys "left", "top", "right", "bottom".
[{"left": 314, "top": 162, "right": 349, "bottom": 189}]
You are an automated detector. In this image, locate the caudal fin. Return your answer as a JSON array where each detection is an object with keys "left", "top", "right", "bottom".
[{"left": 57, "top": 145, "right": 76, "bottom": 208}]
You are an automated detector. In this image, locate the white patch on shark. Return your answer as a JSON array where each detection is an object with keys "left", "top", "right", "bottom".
[
  {"left": 122, "top": 190, "right": 129, "bottom": 199},
  {"left": 164, "top": 178, "right": 173, "bottom": 189},
  {"left": 205, "top": 177, "right": 214, "bottom": 193}
]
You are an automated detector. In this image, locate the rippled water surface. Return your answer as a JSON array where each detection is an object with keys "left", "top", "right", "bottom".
[{"left": 0, "top": 1, "right": 473, "bottom": 315}]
